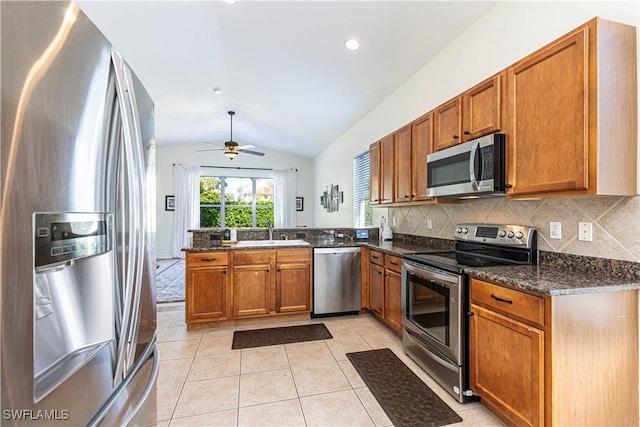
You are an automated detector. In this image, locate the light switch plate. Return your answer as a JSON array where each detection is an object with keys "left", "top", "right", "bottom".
[{"left": 550, "top": 222, "right": 562, "bottom": 239}]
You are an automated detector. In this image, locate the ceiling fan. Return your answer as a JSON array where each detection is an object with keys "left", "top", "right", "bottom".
[{"left": 197, "top": 111, "right": 265, "bottom": 160}]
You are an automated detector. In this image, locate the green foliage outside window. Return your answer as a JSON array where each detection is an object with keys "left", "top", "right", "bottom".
[{"left": 200, "top": 176, "right": 274, "bottom": 228}]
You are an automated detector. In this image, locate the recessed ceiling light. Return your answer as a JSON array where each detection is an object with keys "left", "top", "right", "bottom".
[
  {"left": 344, "top": 38, "right": 360, "bottom": 51},
  {"left": 213, "top": 87, "right": 222, "bottom": 95},
  {"left": 223, "top": 0, "right": 236, "bottom": 4}
]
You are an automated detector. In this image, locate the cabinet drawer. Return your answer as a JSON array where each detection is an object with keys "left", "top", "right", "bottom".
[
  {"left": 385, "top": 255, "right": 402, "bottom": 273},
  {"left": 234, "top": 250, "right": 272, "bottom": 265},
  {"left": 187, "top": 252, "right": 229, "bottom": 267},
  {"left": 277, "top": 248, "right": 310, "bottom": 263},
  {"left": 369, "top": 250, "right": 384, "bottom": 266},
  {"left": 470, "top": 278, "right": 544, "bottom": 328}
]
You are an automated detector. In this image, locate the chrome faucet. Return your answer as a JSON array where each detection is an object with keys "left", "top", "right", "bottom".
[{"left": 268, "top": 222, "right": 274, "bottom": 241}]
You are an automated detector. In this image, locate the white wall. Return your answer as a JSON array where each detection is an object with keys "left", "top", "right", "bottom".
[
  {"left": 312, "top": 1, "right": 640, "bottom": 228},
  {"left": 156, "top": 144, "right": 314, "bottom": 258}
]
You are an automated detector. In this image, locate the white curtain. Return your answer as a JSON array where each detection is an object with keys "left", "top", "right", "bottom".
[
  {"left": 172, "top": 164, "right": 201, "bottom": 258},
  {"left": 273, "top": 168, "right": 296, "bottom": 228}
]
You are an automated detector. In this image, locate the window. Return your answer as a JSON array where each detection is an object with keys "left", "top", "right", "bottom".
[
  {"left": 200, "top": 176, "right": 274, "bottom": 228},
  {"left": 353, "top": 151, "right": 372, "bottom": 227}
]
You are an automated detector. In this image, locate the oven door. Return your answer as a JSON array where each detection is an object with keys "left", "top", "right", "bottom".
[{"left": 401, "top": 260, "right": 462, "bottom": 364}]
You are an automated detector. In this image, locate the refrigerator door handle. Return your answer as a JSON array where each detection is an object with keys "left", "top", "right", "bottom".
[
  {"left": 120, "top": 344, "right": 159, "bottom": 426},
  {"left": 111, "top": 49, "right": 139, "bottom": 381},
  {"left": 121, "top": 61, "right": 146, "bottom": 371}
]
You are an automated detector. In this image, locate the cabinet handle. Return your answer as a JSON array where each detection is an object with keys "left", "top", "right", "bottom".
[
  {"left": 404, "top": 195, "right": 410, "bottom": 198},
  {"left": 411, "top": 194, "right": 416, "bottom": 197},
  {"left": 505, "top": 183, "right": 513, "bottom": 189},
  {"left": 463, "top": 130, "right": 470, "bottom": 135},
  {"left": 491, "top": 294, "right": 513, "bottom": 304},
  {"left": 453, "top": 134, "right": 459, "bottom": 140},
  {"left": 372, "top": 255, "right": 380, "bottom": 259},
  {"left": 467, "top": 311, "right": 475, "bottom": 317},
  {"left": 201, "top": 258, "right": 217, "bottom": 262},
  {"left": 390, "top": 261, "right": 399, "bottom": 265},
  {"left": 266, "top": 268, "right": 270, "bottom": 272},
  {"left": 377, "top": 271, "right": 382, "bottom": 275}
]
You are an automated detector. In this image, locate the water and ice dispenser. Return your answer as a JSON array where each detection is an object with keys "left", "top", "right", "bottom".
[{"left": 33, "top": 213, "right": 115, "bottom": 402}]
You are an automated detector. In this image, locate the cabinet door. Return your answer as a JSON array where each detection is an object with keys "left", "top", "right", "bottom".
[
  {"left": 276, "top": 262, "right": 311, "bottom": 313},
  {"left": 411, "top": 112, "right": 433, "bottom": 201},
  {"left": 433, "top": 97, "right": 462, "bottom": 151},
  {"left": 369, "top": 263, "right": 384, "bottom": 318},
  {"left": 393, "top": 125, "right": 412, "bottom": 203},
  {"left": 233, "top": 264, "right": 271, "bottom": 317},
  {"left": 506, "top": 28, "right": 588, "bottom": 196},
  {"left": 384, "top": 269, "right": 403, "bottom": 336},
  {"left": 186, "top": 266, "right": 229, "bottom": 322},
  {"left": 380, "top": 134, "right": 395, "bottom": 204},
  {"left": 470, "top": 303, "right": 544, "bottom": 427},
  {"left": 369, "top": 141, "right": 381, "bottom": 204},
  {"left": 462, "top": 72, "right": 503, "bottom": 141}
]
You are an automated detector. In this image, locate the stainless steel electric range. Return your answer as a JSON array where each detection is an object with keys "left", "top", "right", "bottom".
[{"left": 400, "top": 224, "right": 538, "bottom": 403}]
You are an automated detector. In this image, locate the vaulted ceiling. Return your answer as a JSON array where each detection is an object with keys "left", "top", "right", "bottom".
[{"left": 78, "top": 1, "right": 497, "bottom": 159}]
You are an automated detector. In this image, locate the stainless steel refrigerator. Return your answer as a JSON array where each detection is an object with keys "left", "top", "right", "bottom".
[{"left": 1, "top": 2, "right": 158, "bottom": 425}]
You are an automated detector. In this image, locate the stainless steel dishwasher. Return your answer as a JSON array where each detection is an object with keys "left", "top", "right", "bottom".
[{"left": 312, "top": 247, "right": 361, "bottom": 317}]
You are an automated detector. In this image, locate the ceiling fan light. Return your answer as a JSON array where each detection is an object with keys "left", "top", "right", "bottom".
[{"left": 225, "top": 150, "right": 238, "bottom": 160}]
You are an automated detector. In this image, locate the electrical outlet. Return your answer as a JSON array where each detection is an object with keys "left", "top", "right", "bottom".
[
  {"left": 392, "top": 217, "right": 397, "bottom": 226},
  {"left": 578, "top": 222, "right": 593, "bottom": 241},
  {"left": 427, "top": 219, "right": 433, "bottom": 229},
  {"left": 550, "top": 222, "right": 562, "bottom": 239}
]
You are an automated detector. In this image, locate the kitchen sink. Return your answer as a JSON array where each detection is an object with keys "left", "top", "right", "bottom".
[{"left": 235, "top": 239, "right": 310, "bottom": 247}]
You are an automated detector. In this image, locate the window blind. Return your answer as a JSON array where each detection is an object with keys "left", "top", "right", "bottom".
[{"left": 353, "top": 151, "right": 372, "bottom": 227}]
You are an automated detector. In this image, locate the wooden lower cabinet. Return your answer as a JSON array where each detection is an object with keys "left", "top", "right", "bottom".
[
  {"left": 277, "top": 261, "right": 311, "bottom": 313},
  {"left": 366, "top": 250, "right": 403, "bottom": 336},
  {"left": 383, "top": 269, "right": 402, "bottom": 335},
  {"left": 185, "top": 248, "right": 312, "bottom": 328},
  {"left": 233, "top": 264, "right": 271, "bottom": 317},
  {"left": 186, "top": 265, "right": 230, "bottom": 322},
  {"left": 470, "top": 276, "right": 639, "bottom": 426},
  {"left": 368, "top": 263, "right": 384, "bottom": 318},
  {"left": 470, "top": 303, "right": 544, "bottom": 427}
]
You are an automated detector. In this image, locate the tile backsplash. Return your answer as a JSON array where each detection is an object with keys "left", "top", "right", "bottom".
[{"left": 388, "top": 196, "right": 640, "bottom": 263}]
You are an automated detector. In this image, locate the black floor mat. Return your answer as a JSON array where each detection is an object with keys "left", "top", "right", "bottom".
[
  {"left": 231, "top": 323, "right": 332, "bottom": 349},
  {"left": 347, "top": 348, "right": 462, "bottom": 427}
]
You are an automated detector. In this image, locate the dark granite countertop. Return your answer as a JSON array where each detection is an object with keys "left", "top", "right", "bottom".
[
  {"left": 465, "top": 265, "right": 640, "bottom": 296},
  {"left": 183, "top": 238, "right": 447, "bottom": 255}
]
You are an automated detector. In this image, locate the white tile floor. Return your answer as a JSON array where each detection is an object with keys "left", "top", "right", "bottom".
[{"left": 155, "top": 301, "right": 506, "bottom": 427}]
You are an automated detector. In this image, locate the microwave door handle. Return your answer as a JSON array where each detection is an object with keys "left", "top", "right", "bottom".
[{"left": 469, "top": 141, "right": 482, "bottom": 189}]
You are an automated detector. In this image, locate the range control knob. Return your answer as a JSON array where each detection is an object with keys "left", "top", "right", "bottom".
[
  {"left": 462, "top": 227, "right": 469, "bottom": 234},
  {"left": 507, "top": 231, "right": 515, "bottom": 238},
  {"left": 515, "top": 231, "right": 524, "bottom": 239},
  {"left": 498, "top": 230, "right": 507, "bottom": 237},
  {"left": 456, "top": 227, "right": 463, "bottom": 234}
]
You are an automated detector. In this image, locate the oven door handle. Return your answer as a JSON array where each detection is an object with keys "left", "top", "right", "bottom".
[{"left": 402, "top": 260, "right": 460, "bottom": 285}]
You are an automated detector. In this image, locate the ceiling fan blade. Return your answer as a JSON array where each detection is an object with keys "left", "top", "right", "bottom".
[
  {"left": 240, "top": 149, "right": 265, "bottom": 157},
  {"left": 204, "top": 141, "right": 225, "bottom": 147},
  {"left": 235, "top": 144, "right": 255, "bottom": 150},
  {"left": 196, "top": 148, "right": 224, "bottom": 152}
]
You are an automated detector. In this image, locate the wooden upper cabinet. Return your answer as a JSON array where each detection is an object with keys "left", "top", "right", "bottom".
[
  {"left": 369, "top": 141, "right": 381, "bottom": 205},
  {"left": 411, "top": 112, "right": 433, "bottom": 201},
  {"left": 462, "top": 72, "right": 504, "bottom": 141},
  {"left": 393, "top": 124, "right": 412, "bottom": 203},
  {"left": 380, "top": 134, "right": 395, "bottom": 204},
  {"left": 433, "top": 97, "right": 462, "bottom": 151},
  {"left": 506, "top": 18, "right": 637, "bottom": 197}
]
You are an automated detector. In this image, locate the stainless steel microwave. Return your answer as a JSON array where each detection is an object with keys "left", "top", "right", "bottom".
[{"left": 427, "top": 133, "right": 506, "bottom": 198}]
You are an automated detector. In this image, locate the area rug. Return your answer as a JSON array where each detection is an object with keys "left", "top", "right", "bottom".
[
  {"left": 155, "top": 260, "right": 185, "bottom": 303},
  {"left": 232, "top": 324, "right": 333, "bottom": 349},
  {"left": 346, "top": 348, "right": 462, "bottom": 427}
]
